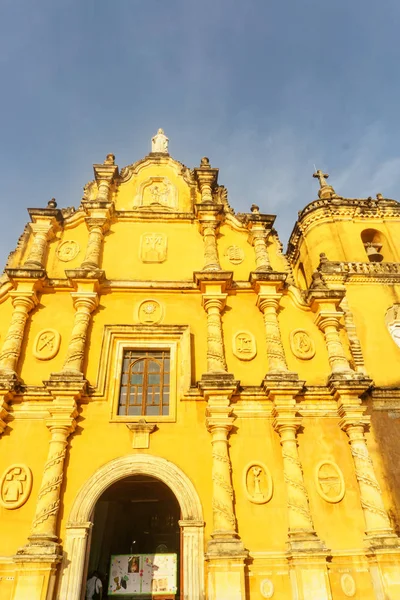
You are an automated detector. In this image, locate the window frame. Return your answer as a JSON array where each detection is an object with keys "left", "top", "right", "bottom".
[{"left": 103, "top": 326, "right": 190, "bottom": 424}]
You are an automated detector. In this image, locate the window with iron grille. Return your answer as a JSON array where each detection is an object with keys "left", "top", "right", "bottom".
[{"left": 118, "top": 350, "right": 170, "bottom": 417}]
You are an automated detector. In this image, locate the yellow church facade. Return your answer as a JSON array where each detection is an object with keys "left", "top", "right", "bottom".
[{"left": 1, "top": 130, "right": 400, "bottom": 599}]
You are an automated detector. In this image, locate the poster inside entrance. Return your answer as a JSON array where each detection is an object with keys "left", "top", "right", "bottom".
[{"left": 108, "top": 553, "right": 177, "bottom": 596}]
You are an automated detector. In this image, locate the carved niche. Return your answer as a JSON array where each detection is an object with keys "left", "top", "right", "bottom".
[
  {"left": 315, "top": 461, "right": 345, "bottom": 503},
  {"left": 244, "top": 462, "right": 273, "bottom": 504},
  {"left": 33, "top": 329, "right": 61, "bottom": 360},
  {"left": 385, "top": 304, "right": 400, "bottom": 349},
  {"left": 340, "top": 573, "right": 356, "bottom": 597},
  {"left": 225, "top": 245, "right": 245, "bottom": 265},
  {"left": 232, "top": 331, "right": 257, "bottom": 361},
  {"left": 0, "top": 464, "right": 33, "bottom": 509},
  {"left": 260, "top": 578, "right": 274, "bottom": 599},
  {"left": 137, "top": 300, "right": 163, "bottom": 325},
  {"left": 140, "top": 233, "right": 168, "bottom": 263},
  {"left": 57, "top": 240, "right": 80, "bottom": 262},
  {"left": 290, "top": 329, "right": 316, "bottom": 360},
  {"left": 134, "top": 177, "right": 178, "bottom": 210}
]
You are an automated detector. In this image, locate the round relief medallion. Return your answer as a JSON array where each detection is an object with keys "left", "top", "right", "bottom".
[
  {"left": 260, "top": 578, "right": 274, "bottom": 598},
  {"left": 0, "top": 464, "right": 33, "bottom": 509},
  {"left": 232, "top": 331, "right": 257, "bottom": 361},
  {"left": 137, "top": 300, "right": 163, "bottom": 325},
  {"left": 244, "top": 462, "right": 273, "bottom": 505},
  {"left": 33, "top": 329, "right": 61, "bottom": 360},
  {"left": 340, "top": 573, "right": 356, "bottom": 597},
  {"left": 225, "top": 245, "right": 245, "bottom": 265},
  {"left": 290, "top": 329, "right": 315, "bottom": 360},
  {"left": 57, "top": 240, "right": 80, "bottom": 262},
  {"left": 315, "top": 461, "right": 345, "bottom": 503}
]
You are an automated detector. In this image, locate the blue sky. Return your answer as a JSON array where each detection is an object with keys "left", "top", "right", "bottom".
[{"left": 1, "top": 0, "right": 400, "bottom": 267}]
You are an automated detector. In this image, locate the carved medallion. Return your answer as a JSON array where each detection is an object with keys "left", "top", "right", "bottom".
[
  {"left": 0, "top": 464, "right": 32, "bottom": 509},
  {"left": 260, "top": 579, "right": 274, "bottom": 598},
  {"left": 137, "top": 300, "right": 163, "bottom": 325},
  {"left": 385, "top": 304, "right": 400, "bottom": 349},
  {"left": 233, "top": 331, "right": 257, "bottom": 361},
  {"left": 225, "top": 245, "right": 245, "bottom": 265},
  {"left": 244, "top": 462, "right": 273, "bottom": 504},
  {"left": 57, "top": 240, "right": 80, "bottom": 262},
  {"left": 140, "top": 233, "right": 168, "bottom": 263},
  {"left": 290, "top": 329, "right": 316, "bottom": 360},
  {"left": 340, "top": 573, "right": 356, "bottom": 597},
  {"left": 315, "top": 461, "right": 345, "bottom": 503},
  {"left": 33, "top": 329, "right": 61, "bottom": 360}
]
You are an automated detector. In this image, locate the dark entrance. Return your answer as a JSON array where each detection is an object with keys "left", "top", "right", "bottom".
[{"left": 86, "top": 475, "right": 181, "bottom": 599}]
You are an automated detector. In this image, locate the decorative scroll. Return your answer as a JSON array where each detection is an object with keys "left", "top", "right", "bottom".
[
  {"left": 33, "top": 329, "right": 61, "bottom": 361},
  {"left": 0, "top": 464, "right": 32, "bottom": 509}
]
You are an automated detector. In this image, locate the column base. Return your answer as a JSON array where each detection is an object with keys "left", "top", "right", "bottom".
[
  {"left": 11, "top": 555, "right": 60, "bottom": 600},
  {"left": 207, "top": 531, "right": 248, "bottom": 558},
  {"left": 365, "top": 531, "right": 400, "bottom": 550},
  {"left": 287, "top": 530, "right": 328, "bottom": 553},
  {"left": 206, "top": 536, "right": 248, "bottom": 600},
  {"left": 15, "top": 534, "right": 62, "bottom": 561}
]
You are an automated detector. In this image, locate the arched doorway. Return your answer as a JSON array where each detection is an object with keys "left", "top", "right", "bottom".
[{"left": 58, "top": 455, "right": 205, "bottom": 600}]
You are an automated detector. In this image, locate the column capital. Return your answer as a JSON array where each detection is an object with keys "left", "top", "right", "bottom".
[
  {"left": 9, "top": 290, "right": 39, "bottom": 311},
  {"left": 202, "top": 293, "right": 227, "bottom": 313},
  {"left": 85, "top": 216, "right": 110, "bottom": 234},
  {"left": 71, "top": 291, "right": 99, "bottom": 313},
  {"left": 27, "top": 207, "right": 63, "bottom": 229},
  {"left": 92, "top": 161, "right": 119, "bottom": 184}
]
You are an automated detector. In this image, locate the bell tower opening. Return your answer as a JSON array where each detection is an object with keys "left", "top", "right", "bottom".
[{"left": 86, "top": 474, "right": 181, "bottom": 599}]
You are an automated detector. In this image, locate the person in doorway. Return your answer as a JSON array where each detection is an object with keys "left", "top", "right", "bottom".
[{"left": 86, "top": 570, "right": 103, "bottom": 600}]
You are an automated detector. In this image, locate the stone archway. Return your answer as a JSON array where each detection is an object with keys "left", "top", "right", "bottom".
[{"left": 58, "top": 454, "right": 205, "bottom": 600}]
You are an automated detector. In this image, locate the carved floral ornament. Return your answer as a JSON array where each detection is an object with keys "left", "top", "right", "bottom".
[
  {"left": 56, "top": 240, "right": 80, "bottom": 262},
  {"left": 315, "top": 461, "right": 345, "bottom": 503},
  {"left": 137, "top": 299, "right": 164, "bottom": 325},
  {"left": 243, "top": 462, "right": 273, "bottom": 504},
  {"left": 33, "top": 328, "right": 61, "bottom": 360},
  {"left": 289, "top": 328, "right": 316, "bottom": 360},
  {"left": 0, "top": 464, "right": 33, "bottom": 509},
  {"left": 232, "top": 331, "right": 257, "bottom": 361}
]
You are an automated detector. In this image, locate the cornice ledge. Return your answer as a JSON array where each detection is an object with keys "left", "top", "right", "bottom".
[
  {"left": 194, "top": 270, "right": 233, "bottom": 290},
  {"left": 198, "top": 372, "right": 239, "bottom": 393},
  {"left": 5, "top": 267, "right": 46, "bottom": 281}
]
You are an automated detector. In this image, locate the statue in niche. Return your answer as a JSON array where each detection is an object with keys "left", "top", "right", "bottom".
[{"left": 151, "top": 128, "right": 169, "bottom": 154}]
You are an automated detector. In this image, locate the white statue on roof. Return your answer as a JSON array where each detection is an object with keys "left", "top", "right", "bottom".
[{"left": 151, "top": 128, "right": 169, "bottom": 154}]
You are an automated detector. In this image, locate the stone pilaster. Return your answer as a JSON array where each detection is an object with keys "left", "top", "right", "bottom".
[
  {"left": 251, "top": 273, "right": 295, "bottom": 376},
  {"left": 92, "top": 155, "right": 118, "bottom": 203},
  {"left": 0, "top": 290, "right": 39, "bottom": 376},
  {"left": 16, "top": 380, "right": 85, "bottom": 562},
  {"left": 308, "top": 287, "right": 353, "bottom": 375},
  {"left": 199, "top": 379, "right": 247, "bottom": 600},
  {"left": 24, "top": 204, "right": 62, "bottom": 269},
  {"left": 267, "top": 382, "right": 326, "bottom": 552},
  {"left": 332, "top": 379, "right": 400, "bottom": 550}
]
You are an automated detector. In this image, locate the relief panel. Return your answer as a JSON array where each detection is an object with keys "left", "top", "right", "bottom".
[
  {"left": 244, "top": 462, "right": 273, "bottom": 504},
  {"left": 315, "top": 461, "right": 345, "bottom": 503},
  {"left": 0, "top": 464, "right": 33, "bottom": 509}
]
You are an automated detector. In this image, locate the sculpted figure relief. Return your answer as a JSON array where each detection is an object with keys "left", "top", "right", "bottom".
[
  {"left": 244, "top": 462, "right": 273, "bottom": 504},
  {"left": 0, "top": 465, "right": 32, "bottom": 509},
  {"left": 136, "top": 177, "right": 178, "bottom": 210}
]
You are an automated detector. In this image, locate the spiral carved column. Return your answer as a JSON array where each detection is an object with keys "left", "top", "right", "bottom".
[
  {"left": 61, "top": 293, "right": 98, "bottom": 375},
  {"left": 0, "top": 293, "right": 38, "bottom": 375},
  {"left": 316, "top": 313, "right": 352, "bottom": 373},
  {"left": 274, "top": 419, "right": 320, "bottom": 548},
  {"left": 250, "top": 227, "right": 271, "bottom": 271},
  {"left": 24, "top": 223, "right": 54, "bottom": 269},
  {"left": 201, "top": 222, "right": 221, "bottom": 272},
  {"left": 257, "top": 294, "right": 288, "bottom": 373},
  {"left": 203, "top": 296, "right": 227, "bottom": 373},
  {"left": 81, "top": 221, "right": 106, "bottom": 270}
]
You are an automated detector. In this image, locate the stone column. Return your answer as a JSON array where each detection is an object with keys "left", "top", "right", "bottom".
[
  {"left": 0, "top": 292, "right": 38, "bottom": 375},
  {"left": 92, "top": 154, "right": 118, "bottom": 203},
  {"left": 81, "top": 220, "right": 106, "bottom": 270},
  {"left": 257, "top": 294, "right": 288, "bottom": 373},
  {"left": 203, "top": 294, "right": 228, "bottom": 373},
  {"left": 316, "top": 312, "right": 352, "bottom": 374},
  {"left": 252, "top": 229, "right": 271, "bottom": 271},
  {"left": 201, "top": 222, "right": 221, "bottom": 272},
  {"left": 24, "top": 223, "right": 54, "bottom": 269},
  {"left": 60, "top": 292, "right": 98, "bottom": 375}
]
